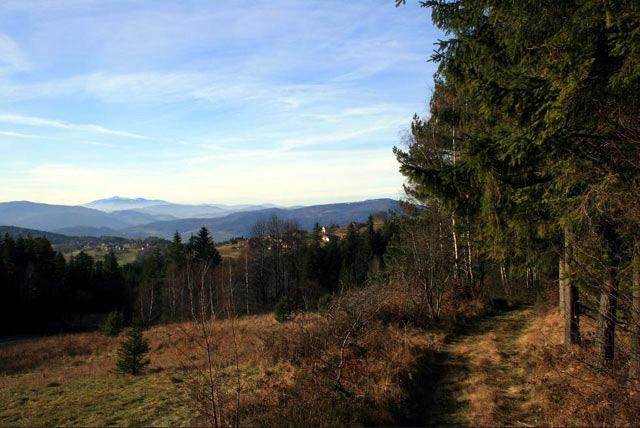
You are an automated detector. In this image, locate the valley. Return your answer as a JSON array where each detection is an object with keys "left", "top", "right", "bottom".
[{"left": 0, "top": 197, "right": 400, "bottom": 242}]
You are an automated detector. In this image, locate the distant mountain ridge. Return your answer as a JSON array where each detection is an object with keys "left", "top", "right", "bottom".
[
  {"left": 83, "top": 196, "right": 170, "bottom": 212},
  {"left": 0, "top": 198, "right": 401, "bottom": 242},
  {"left": 0, "top": 225, "right": 73, "bottom": 245},
  {"left": 83, "top": 196, "right": 282, "bottom": 219},
  {"left": 0, "top": 201, "right": 130, "bottom": 231}
]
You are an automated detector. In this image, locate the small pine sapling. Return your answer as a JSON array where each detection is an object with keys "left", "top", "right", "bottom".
[{"left": 116, "top": 325, "right": 150, "bottom": 375}]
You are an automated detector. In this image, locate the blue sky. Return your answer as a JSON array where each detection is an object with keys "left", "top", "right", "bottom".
[{"left": 0, "top": 0, "right": 440, "bottom": 206}]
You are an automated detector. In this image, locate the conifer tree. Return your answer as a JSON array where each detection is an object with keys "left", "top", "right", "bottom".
[
  {"left": 116, "top": 325, "right": 150, "bottom": 375},
  {"left": 168, "top": 231, "right": 185, "bottom": 267},
  {"left": 396, "top": 0, "right": 640, "bottom": 366},
  {"left": 190, "top": 227, "right": 221, "bottom": 266}
]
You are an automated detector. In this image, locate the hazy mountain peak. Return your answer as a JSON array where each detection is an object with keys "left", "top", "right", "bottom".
[{"left": 83, "top": 196, "right": 170, "bottom": 212}]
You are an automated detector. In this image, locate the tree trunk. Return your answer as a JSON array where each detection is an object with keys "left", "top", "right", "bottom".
[
  {"left": 630, "top": 255, "right": 640, "bottom": 379},
  {"left": 596, "top": 223, "right": 620, "bottom": 368},
  {"left": 562, "top": 226, "right": 580, "bottom": 348},
  {"left": 597, "top": 268, "right": 618, "bottom": 366},
  {"left": 466, "top": 230, "right": 474, "bottom": 293},
  {"left": 559, "top": 254, "right": 566, "bottom": 315},
  {"left": 451, "top": 216, "right": 459, "bottom": 280}
]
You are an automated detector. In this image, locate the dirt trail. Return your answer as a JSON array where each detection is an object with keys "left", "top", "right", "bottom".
[{"left": 422, "top": 307, "right": 539, "bottom": 427}]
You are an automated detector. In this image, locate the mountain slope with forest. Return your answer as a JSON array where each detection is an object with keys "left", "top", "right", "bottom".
[
  {"left": 118, "top": 198, "right": 401, "bottom": 240},
  {"left": 0, "top": 198, "right": 399, "bottom": 241},
  {"left": 0, "top": 201, "right": 130, "bottom": 231}
]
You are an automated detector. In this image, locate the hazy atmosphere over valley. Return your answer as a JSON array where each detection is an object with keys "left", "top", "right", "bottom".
[{"left": 0, "top": 0, "right": 438, "bottom": 206}]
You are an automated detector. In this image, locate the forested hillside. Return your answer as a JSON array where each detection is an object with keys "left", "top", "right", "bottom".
[
  {"left": 391, "top": 0, "right": 640, "bottom": 423},
  {"left": 396, "top": 0, "right": 640, "bottom": 369},
  {"left": 0, "top": 198, "right": 399, "bottom": 241},
  {"left": 0, "top": 215, "right": 392, "bottom": 335}
]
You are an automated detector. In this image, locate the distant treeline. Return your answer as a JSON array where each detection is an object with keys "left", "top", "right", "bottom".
[
  {"left": 0, "top": 235, "right": 127, "bottom": 335},
  {"left": 0, "top": 225, "right": 170, "bottom": 253},
  {"left": 0, "top": 214, "right": 395, "bottom": 335},
  {"left": 127, "top": 214, "right": 395, "bottom": 325}
]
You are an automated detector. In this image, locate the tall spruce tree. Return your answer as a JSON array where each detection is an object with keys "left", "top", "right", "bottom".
[{"left": 396, "top": 0, "right": 640, "bottom": 367}]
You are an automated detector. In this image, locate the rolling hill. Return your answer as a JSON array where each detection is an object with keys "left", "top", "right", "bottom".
[
  {"left": 0, "top": 225, "right": 170, "bottom": 254},
  {"left": 0, "top": 225, "right": 76, "bottom": 245},
  {"left": 118, "top": 199, "right": 401, "bottom": 241},
  {"left": 0, "top": 201, "right": 129, "bottom": 231},
  {"left": 0, "top": 198, "right": 401, "bottom": 242},
  {"left": 109, "top": 209, "right": 178, "bottom": 225}
]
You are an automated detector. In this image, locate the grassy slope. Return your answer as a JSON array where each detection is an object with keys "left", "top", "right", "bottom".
[
  {"left": 64, "top": 248, "right": 140, "bottom": 266},
  {"left": 4, "top": 296, "right": 627, "bottom": 427},
  {"left": 215, "top": 242, "right": 244, "bottom": 259},
  {"left": 0, "top": 329, "right": 192, "bottom": 426},
  {"left": 0, "top": 315, "right": 283, "bottom": 426},
  {"left": 0, "top": 288, "right": 442, "bottom": 427}
]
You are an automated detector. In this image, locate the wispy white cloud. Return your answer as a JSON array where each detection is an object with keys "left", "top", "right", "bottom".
[
  {"left": 0, "top": 71, "right": 346, "bottom": 110},
  {"left": 298, "top": 104, "right": 406, "bottom": 123},
  {"left": 0, "top": 130, "right": 47, "bottom": 139},
  {"left": 78, "top": 140, "right": 115, "bottom": 148},
  {"left": 0, "top": 113, "right": 147, "bottom": 140},
  {"left": 279, "top": 119, "right": 405, "bottom": 150},
  {"left": 0, "top": 0, "right": 437, "bottom": 205},
  {"left": 0, "top": 33, "right": 30, "bottom": 74}
]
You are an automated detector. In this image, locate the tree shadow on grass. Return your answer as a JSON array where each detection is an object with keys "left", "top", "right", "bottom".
[
  {"left": 390, "top": 306, "right": 530, "bottom": 426},
  {"left": 391, "top": 347, "right": 471, "bottom": 427}
]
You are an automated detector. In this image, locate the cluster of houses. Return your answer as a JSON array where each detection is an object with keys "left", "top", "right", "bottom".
[
  {"left": 98, "top": 243, "right": 125, "bottom": 252},
  {"left": 93, "top": 241, "right": 151, "bottom": 253},
  {"left": 229, "top": 219, "right": 385, "bottom": 255},
  {"left": 319, "top": 226, "right": 349, "bottom": 242}
]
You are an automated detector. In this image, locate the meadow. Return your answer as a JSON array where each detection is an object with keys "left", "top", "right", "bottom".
[{"left": 0, "top": 285, "right": 444, "bottom": 426}]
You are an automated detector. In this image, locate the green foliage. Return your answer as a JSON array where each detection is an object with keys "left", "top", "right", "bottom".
[
  {"left": 168, "top": 232, "right": 185, "bottom": 267},
  {"left": 188, "top": 227, "right": 222, "bottom": 266},
  {"left": 99, "top": 310, "right": 124, "bottom": 336},
  {"left": 0, "top": 234, "right": 128, "bottom": 335},
  {"left": 274, "top": 296, "right": 294, "bottom": 323},
  {"left": 395, "top": 0, "right": 640, "bottom": 276},
  {"left": 339, "top": 223, "right": 372, "bottom": 287},
  {"left": 116, "top": 325, "right": 150, "bottom": 375}
]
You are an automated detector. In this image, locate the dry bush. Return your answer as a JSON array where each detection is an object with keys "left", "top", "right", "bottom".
[
  {"left": 519, "top": 308, "right": 640, "bottom": 426},
  {"left": 244, "top": 284, "right": 443, "bottom": 427}
]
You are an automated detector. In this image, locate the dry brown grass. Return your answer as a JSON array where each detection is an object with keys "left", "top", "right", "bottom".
[
  {"left": 426, "top": 307, "right": 541, "bottom": 427},
  {"left": 518, "top": 307, "right": 640, "bottom": 426},
  {"left": 451, "top": 331, "right": 501, "bottom": 425},
  {"left": 0, "top": 284, "right": 446, "bottom": 427},
  {"left": 236, "top": 284, "right": 445, "bottom": 426},
  {"left": 215, "top": 242, "right": 244, "bottom": 259},
  {"left": 0, "top": 332, "right": 115, "bottom": 375}
]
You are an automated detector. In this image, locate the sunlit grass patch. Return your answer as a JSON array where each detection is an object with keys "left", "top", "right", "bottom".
[{"left": 0, "top": 371, "right": 193, "bottom": 427}]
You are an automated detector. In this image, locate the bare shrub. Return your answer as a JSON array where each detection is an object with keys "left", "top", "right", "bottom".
[
  {"left": 385, "top": 210, "right": 457, "bottom": 321},
  {"left": 165, "top": 261, "right": 242, "bottom": 428},
  {"left": 248, "top": 284, "right": 442, "bottom": 426}
]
